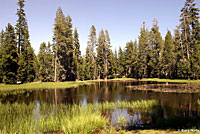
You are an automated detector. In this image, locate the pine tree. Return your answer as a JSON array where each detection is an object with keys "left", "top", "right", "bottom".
[
  {"left": 79, "top": 56, "right": 86, "bottom": 81},
  {"left": 16, "top": 0, "right": 36, "bottom": 82},
  {"left": 38, "top": 42, "right": 47, "bottom": 81},
  {"left": 162, "top": 30, "right": 174, "bottom": 78},
  {"left": 1, "top": 23, "right": 18, "bottom": 84},
  {"left": 73, "top": 27, "right": 81, "bottom": 80},
  {"left": 53, "top": 7, "right": 75, "bottom": 81},
  {"left": 118, "top": 47, "right": 125, "bottom": 77},
  {"left": 0, "top": 30, "right": 5, "bottom": 83},
  {"left": 173, "top": 28, "right": 190, "bottom": 78},
  {"left": 148, "top": 19, "right": 163, "bottom": 78},
  {"left": 65, "top": 15, "right": 75, "bottom": 81},
  {"left": 124, "top": 40, "right": 137, "bottom": 78},
  {"left": 107, "top": 50, "right": 115, "bottom": 78},
  {"left": 104, "top": 30, "right": 111, "bottom": 79},
  {"left": 96, "top": 30, "right": 106, "bottom": 79},
  {"left": 38, "top": 42, "right": 54, "bottom": 82},
  {"left": 85, "top": 25, "right": 97, "bottom": 80},
  {"left": 188, "top": 0, "right": 200, "bottom": 79},
  {"left": 114, "top": 49, "right": 119, "bottom": 77},
  {"left": 96, "top": 29, "right": 110, "bottom": 79},
  {"left": 137, "top": 22, "right": 149, "bottom": 79}
]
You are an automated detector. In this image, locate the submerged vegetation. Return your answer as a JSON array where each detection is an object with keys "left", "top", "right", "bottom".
[{"left": 0, "top": 100, "right": 158, "bottom": 133}]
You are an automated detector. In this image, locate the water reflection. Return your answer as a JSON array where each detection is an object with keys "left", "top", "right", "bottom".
[{"left": 0, "top": 81, "right": 200, "bottom": 129}]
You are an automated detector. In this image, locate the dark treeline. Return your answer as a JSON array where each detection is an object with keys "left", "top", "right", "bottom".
[{"left": 0, "top": 0, "right": 200, "bottom": 84}]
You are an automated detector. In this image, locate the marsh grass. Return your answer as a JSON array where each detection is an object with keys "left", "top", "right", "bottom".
[
  {"left": 0, "top": 102, "right": 108, "bottom": 134},
  {"left": 0, "top": 100, "right": 158, "bottom": 133},
  {"left": 98, "top": 100, "right": 158, "bottom": 112}
]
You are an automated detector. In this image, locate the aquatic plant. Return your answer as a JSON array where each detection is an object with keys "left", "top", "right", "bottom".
[
  {"left": 0, "top": 100, "right": 158, "bottom": 133},
  {"left": 97, "top": 100, "right": 158, "bottom": 111}
]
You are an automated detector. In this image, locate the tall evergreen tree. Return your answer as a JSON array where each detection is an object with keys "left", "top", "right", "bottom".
[
  {"left": 137, "top": 22, "right": 149, "bottom": 79},
  {"left": 187, "top": 0, "right": 200, "bottom": 79},
  {"left": 108, "top": 49, "right": 118, "bottom": 78},
  {"left": 79, "top": 56, "right": 86, "bottom": 81},
  {"left": 104, "top": 30, "right": 111, "bottom": 79},
  {"left": 162, "top": 30, "right": 175, "bottom": 78},
  {"left": 118, "top": 47, "right": 125, "bottom": 77},
  {"left": 148, "top": 19, "right": 163, "bottom": 78},
  {"left": 96, "top": 30, "right": 106, "bottom": 79},
  {"left": 65, "top": 15, "right": 75, "bottom": 81},
  {"left": 124, "top": 40, "right": 137, "bottom": 78},
  {"left": 1, "top": 24, "right": 18, "bottom": 84},
  {"left": 53, "top": 7, "right": 74, "bottom": 81},
  {"left": 38, "top": 42, "right": 54, "bottom": 82},
  {"left": 0, "top": 30, "right": 5, "bottom": 83},
  {"left": 73, "top": 27, "right": 81, "bottom": 80},
  {"left": 114, "top": 49, "right": 119, "bottom": 77},
  {"left": 85, "top": 25, "right": 97, "bottom": 80},
  {"left": 16, "top": 0, "right": 36, "bottom": 82}
]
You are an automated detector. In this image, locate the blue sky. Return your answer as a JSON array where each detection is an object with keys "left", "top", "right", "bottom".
[{"left": 0, "top": 0, "right": 200, "bottom": 55}]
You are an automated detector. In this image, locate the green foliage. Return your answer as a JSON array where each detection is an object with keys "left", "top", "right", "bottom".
[
  {"left": 38, "top": 42, "right": 54, "bottom": 82},
  {"left": 73, "top": 27, "right": 81, "bottom": 80},
  {"left": 137, "top": 22, "right": 149, "bottom": 79},
  {"left": 53, "top": 7, "right": 75, "bottom": 81},
  {"left": 1, "top": 24, "right": 18, "bottom": 84},
  {"left": 96, "top": 29, "right": 108, "bottom": 79},
  {"left": 0, "top": 30, "right": 5, "bottom": 83},
  {"left": 85, "top": 25, "right": 97, "bottom": 80},
  {"left": 16, "top": 0, "right": 36, "bottom": 83},
  {"left": 148, "top": 19, "right": 163, "bottom": 78},
  {"left": 118, "top": 47, "right": 125, "bottom": 77},
  {"left": 108, "top": 50, "right": 117, "bottom": 78},
  {"left": 124, "top": 40, "right": 137, "bottom": 78},
  {"left": 1, "top": 0, "right": 200, "bottom": 84},
  {"left": 162, "top": 30, "right": 175, "bottom": 78}
]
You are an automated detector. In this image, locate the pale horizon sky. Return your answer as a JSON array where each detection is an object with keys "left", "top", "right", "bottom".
[{"left": 0, "top": 0, "right": 200, "bottom": 55}]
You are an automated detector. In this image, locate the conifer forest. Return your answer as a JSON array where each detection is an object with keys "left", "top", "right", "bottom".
[{"left": 0, "top": 0, "right": 200, "bottom": 84}]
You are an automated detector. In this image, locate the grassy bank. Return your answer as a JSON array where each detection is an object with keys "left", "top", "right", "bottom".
[
  {"left": 0, "top": 81, "right": 93, "bottom": 91},
  {"left": 0, "top": 100, "right": 158, "bottom": 134},
  {"left": 142, "top": 78, "right": 200, "bottom": 83}
]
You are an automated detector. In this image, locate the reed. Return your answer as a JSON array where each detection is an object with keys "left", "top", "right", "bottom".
[
  {"left": 97, "top": 100, "right": 158, "bottom": 111},
  {"left": 0, "top": 100, "right": 158, "bottom": 133}
]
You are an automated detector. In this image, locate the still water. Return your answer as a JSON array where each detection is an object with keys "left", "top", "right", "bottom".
[{"left": 1, "top": 81, "right": 200, "bottom": 129}]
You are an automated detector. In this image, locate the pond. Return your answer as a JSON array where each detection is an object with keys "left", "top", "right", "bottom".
[{"left": 0, "top": 81, "right": 200, "bottom": 132}]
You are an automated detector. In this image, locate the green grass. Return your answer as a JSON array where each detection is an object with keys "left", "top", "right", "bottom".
[
  {"left": 142, "top": 78, "right": 200, "bottom": 83},
  {"left": 0, "top": 102, "right": 108, "bottom": 134},
  {"left": 0, "top": 100, "right": 158, "bottom": 134},
  {"left": 0, "top": 81, "right": 93, "bottom": 91},
  {"left": 97, "top": 100, "right": 158, "bottom": 111}
]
